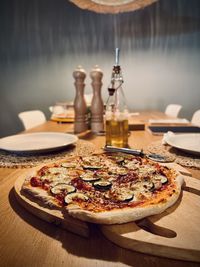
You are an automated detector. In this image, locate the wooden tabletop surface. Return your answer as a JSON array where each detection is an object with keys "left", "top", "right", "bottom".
[{"left": 0, "top": 111, "right": 199, "bottom": 267}]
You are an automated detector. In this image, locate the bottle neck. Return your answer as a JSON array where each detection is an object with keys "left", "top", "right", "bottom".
[
  {"left": 106, "top": 87, "right": 127, "bottom": 112},
  {"left": 108, "top": 87, "right": 115, "bottom": 96}
]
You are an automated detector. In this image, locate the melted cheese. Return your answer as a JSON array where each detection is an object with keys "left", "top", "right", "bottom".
[{"left": 48, "top": 167, "right": 68, "bottom": 175}]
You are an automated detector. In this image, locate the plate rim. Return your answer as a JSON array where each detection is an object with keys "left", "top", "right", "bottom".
[
  {"left": 166, "top": 133, "right": 200, "bottom": 155},
  {"left": 0, "top": 132, "right": 78, "bottom": 153}
]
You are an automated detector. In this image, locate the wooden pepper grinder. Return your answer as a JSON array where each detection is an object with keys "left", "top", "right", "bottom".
[
  {"left": 90, "top": 65, "right": 104, "bottom": 133},
  {"left": 73, "top": 66, "right": 88, "bottom": 133}
]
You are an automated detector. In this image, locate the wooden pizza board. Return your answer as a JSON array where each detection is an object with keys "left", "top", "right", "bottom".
[
  {"left": 14, "top": 170, "right": 90, "bottom": 238},
  {"left": 100, "top": 174, "right": 200, "bottom": 262},
  {"left": 14, "top": 165, "right": 200, "bottom": 261}
]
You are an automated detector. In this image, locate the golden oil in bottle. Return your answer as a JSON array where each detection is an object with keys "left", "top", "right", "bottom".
[{"left": 106, "top": 118, "right": 128, "bottom": 147}]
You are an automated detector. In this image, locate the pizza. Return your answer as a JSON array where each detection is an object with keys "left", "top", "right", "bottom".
[{"left": 22, "top": 153, "right": 184, "bottom": 224}]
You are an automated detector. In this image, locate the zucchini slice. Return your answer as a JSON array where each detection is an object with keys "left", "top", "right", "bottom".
[
  {"left": 143, "top": 181, "right": 154, "bottom": 191},
  {"left": 82, "top": 165, "right": 102, "bottom": 170},
  {"left": 64, "top": 193, "right": 89, "bottom": 204},
  {"left": 155, "top": 175, "right": 168, "bottom": 184},
  {"left": 93, "top": 180, "right": 112, "bottom": 190},
  {"left": 80, "top": 172, "right": 100, "bottom": 182},
  {"left": 61, "top": 162, "right": 78, "bottom": 168},
  {"left": 117, "top": 192, "right": 134, "bottom": 202},
  {"left": 160, "top": 176, "right": 168, "bottom": 184},
  {"left": 50, "top": 183, "right": 76, "bottom": 195}
]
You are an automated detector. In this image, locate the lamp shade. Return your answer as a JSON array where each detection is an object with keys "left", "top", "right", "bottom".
[{"left": 69, "top": 0, "right": 158, "bottom": 14}]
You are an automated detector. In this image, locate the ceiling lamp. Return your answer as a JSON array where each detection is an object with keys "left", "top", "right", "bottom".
[{"left": 69, "top": 0, "right": 158, "bottom": 14}]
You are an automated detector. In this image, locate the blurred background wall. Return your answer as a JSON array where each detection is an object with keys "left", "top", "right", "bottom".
[{"left": 0, "top": 0, "right": 200, "bottom": 137}]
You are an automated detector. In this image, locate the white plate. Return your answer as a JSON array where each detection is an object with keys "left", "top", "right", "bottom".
[
  {"left": 166, "top": 133, "right": 200, "bottom": 155},
  {"left": 0, "top": 132, "right": 78, "bottom": 154}
]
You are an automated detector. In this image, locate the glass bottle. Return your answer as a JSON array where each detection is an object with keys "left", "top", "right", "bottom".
[{"left": 105, "top": 48, "right": 129, "bottom": 148}]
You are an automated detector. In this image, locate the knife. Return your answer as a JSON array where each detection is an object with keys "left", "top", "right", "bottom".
[{"left": 103, "top": 145, "right": 171, "bottom": 163}]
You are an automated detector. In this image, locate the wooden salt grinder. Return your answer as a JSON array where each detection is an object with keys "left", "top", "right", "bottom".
[
  {"left": 73, "top": 66, "right": 88, "bottom": 133},
  {"left": 90, "top": 65, "right": 104, "bottom": 133}
]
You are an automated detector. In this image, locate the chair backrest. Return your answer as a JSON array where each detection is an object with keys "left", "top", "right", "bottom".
[
  {"left": 18, "top": 110, "right": 46, "bottom": 130},
  {"left": 165, "top": 104, "right": 182, "bottom": 118},
  {"left": 191, "top": 109, "right": 200, "bottom": 126}
]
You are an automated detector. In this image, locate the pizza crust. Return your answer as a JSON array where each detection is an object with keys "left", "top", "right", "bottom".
[
  {"left": 22, "top": 185, "right": 61, "bottom": 209},
  {"left": 66, "top": 175, "right": 184, "bottom": 224}
]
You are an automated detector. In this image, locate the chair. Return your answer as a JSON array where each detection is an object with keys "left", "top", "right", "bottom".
[
  {"left": 18, "top": 110, "right": 46, "bottom": 130},
  {"left": 164, "top": 104, "right": 182, "bottom": 118},
  {"left": 191, "top": 109, "right": 200, "bottom": 126}
]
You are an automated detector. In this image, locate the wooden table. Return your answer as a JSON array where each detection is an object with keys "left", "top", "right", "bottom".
[{"left": 0, "top": 111, "right": 199, "bottom": 267}]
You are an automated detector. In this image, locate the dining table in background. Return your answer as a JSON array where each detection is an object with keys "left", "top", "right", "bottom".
[{"left": 0, "top": 111, "right": 199, "bottom": 267}]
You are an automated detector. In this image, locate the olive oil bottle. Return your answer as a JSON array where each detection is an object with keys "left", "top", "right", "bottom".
[{"left": 105, "top": 48, "right": 129, "bottom": 148}]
